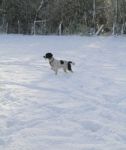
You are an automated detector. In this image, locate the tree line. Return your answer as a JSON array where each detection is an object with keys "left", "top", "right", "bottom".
[{"left": 0, "top": 0, "right": 126, "bottom": 35}]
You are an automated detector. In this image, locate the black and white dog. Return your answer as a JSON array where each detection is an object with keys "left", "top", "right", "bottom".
[{"left": 43, "top": 53, "right": 75, "bottom": 74}]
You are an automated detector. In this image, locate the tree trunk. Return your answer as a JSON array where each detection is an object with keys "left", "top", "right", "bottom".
[{"left": 93, "top": 0, "right": 96, "bottom": 34}]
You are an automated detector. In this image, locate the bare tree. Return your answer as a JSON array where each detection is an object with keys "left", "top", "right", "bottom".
[
  {"left": 34, "top": 0, "right": 44, "bottom": 21},
  {"left": 93, "top": 0, "right": 96, "bottom": 33}
]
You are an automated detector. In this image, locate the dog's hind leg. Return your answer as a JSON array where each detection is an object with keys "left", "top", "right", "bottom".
[{"left": 63, "top": 68, "right": 67, "bottom": 73}]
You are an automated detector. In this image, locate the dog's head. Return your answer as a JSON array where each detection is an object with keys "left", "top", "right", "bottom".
[{"left": 43, "top": 53, "right": 53, "bottom": 59}]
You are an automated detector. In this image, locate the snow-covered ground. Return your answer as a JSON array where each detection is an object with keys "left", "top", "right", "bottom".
[{"left": 0, "top": 35, "right": 126, "bottom": 150}]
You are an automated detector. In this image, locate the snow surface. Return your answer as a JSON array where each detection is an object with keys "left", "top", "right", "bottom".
[{"left": 0, "top": 35, "right": 126, "bottom": 150}]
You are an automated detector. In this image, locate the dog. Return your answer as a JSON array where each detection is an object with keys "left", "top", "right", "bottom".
[{"left": 43, "top": 53, "right": 75, "bottom": 74}]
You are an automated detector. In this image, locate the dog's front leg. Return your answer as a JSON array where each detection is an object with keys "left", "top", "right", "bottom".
[
  {"left": 52, "top": 67, "right": 58, "bottom": 75},
  {"left": 54, "top": 69, "right": 58, "bottom": 75}
]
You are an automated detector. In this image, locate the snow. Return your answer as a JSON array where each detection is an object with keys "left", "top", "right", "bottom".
[{"left": 0, "top": 35, "right": 126, "bottom": 150}]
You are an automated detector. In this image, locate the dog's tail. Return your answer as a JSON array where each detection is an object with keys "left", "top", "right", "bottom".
[
  {"left": 69, "top": 61, "right": 75, "bottom": 65},
  {"left": 68, "top": 61, "right": 75, "bottom": 72}
]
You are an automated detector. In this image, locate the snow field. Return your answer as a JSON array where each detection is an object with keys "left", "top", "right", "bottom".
[{"left": 0, "top": 35, "right": 126, "bottom": 150}]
